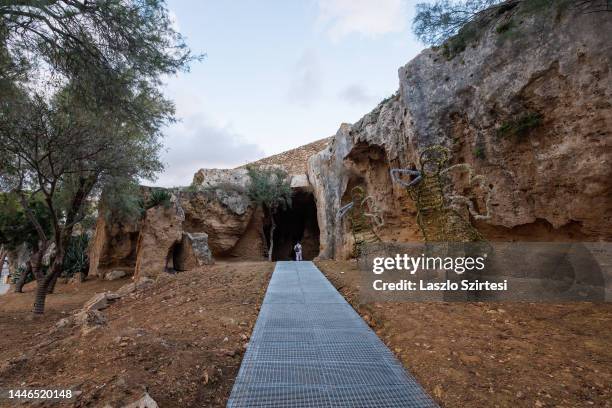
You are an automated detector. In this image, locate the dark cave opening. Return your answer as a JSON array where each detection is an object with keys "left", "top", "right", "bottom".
[{"left": 268, "top": 190, "right": 320, "bottom": 261}]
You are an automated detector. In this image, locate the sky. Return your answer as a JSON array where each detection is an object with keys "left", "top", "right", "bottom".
[{"left": 156, "top": 0, "right": 426, "bottom": 187}]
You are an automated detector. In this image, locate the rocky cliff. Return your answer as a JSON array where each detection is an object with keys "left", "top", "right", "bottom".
[{"left": 308, "top": 3, "right": 611, "bottom": 259}]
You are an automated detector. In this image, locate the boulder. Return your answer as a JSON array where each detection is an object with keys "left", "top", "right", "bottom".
[
  {"left": 83, "top": 293, "right": 109, "bottom": 312},
  {"left": 115, "top": 277, "right": 154, "bottom": 297},
  {"left": 122, "top": 392, "right": 158, "bottom": 408},
  {"left": 105, "top": 270, "right": 127, "bottom": 281},
  {"left": 174, "top": 232, "right": 213, "bottom": 271},
  {"left": 75, "top": 310, "right": 107, "bottom": 335},
  {"left": 55, "top": 308, "right": 106, "bottom": 334}
]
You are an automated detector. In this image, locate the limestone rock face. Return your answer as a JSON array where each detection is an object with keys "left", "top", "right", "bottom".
[
  {"left": 133, "top": 205, "right": 184, "bottom": 280},
  {"left": 88, "top": 210, "right": 141, "bottom": 278},
  {"left": 309, "top": 4, "right": 612, "bottom": 259},
  {"left": 184, "top": 168, "right": 255, "bottom": 255}
]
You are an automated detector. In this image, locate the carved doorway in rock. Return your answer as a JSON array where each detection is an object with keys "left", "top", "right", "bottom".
[{"left": 267, "top": 190, "right": 320, "bottom": 261}]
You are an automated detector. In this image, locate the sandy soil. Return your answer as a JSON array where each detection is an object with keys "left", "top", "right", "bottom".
[
  {"left": 316, "top": 260, "right": 612, "bottom": 408},
  {"left": 0, "top": 261, "right": 273, "bottom": 407}
]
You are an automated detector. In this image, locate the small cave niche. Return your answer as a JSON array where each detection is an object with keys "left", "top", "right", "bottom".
[
  {"left": 267, "top": 190, "right": 320, "bottom": 261},
  {"left": 341, "top": 174, "right": 367, "bottom": 206},
  {"left": 168, "top": 236, "right": 192, "bottom": 272}
]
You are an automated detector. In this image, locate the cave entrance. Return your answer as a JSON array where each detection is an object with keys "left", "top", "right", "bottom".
[{"left": 269, "top": 190, "right": 320, "bottom": 261}]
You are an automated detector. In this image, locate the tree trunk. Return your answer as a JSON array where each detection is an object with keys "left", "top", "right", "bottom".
[
  {"left": 14, "top": 262, "right": 31, "bottom": 293},
  {"left": 0, "top": 249, "right": 6, "bottom": 285},
  {"left": 32, "top": 277, "right": 50, "bottom": 314},
  {"left": 268, "top": 215, "right": 276, "bottom": 262},
  {"left": 30, "top": 243, "right": 47, "bottom": 282},
  {"left": 32, "top": 237, "right": 66, "bottom": 314},
  {"left": 0, "top": 248, "right": 5, "bottom": 272},
  {"left": 46, "top": 271, "right": 59, "bottom": 294}
]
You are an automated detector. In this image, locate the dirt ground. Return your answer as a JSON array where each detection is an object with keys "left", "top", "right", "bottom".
[
  {"left": 0, "top": 261, "right": 273, "bottom": 407},
  {"left": 317, "top": 260, "right": 612, "bottom": 408}
]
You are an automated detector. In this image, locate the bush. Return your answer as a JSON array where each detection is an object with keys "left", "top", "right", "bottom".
[
  {"left": 145, "top": 189, "right": 172, "bottom": 210},
  {"left": 498, "top": 112, "right": 543, "bottom": 138},
  {"left": 62, "top": 234, "right": 90, "bottom": 278},
  {"left": 474, "top": 146, "right": 486, "bottom": 159}
]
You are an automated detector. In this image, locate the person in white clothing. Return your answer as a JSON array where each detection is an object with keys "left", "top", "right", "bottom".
[{"left": 294, "top": 242, "right": 303, "bottom": 261}]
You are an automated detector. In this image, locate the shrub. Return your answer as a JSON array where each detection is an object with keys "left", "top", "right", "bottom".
[
  {"left": 498, "top": 112, "right": 543, "bottom": 138},
  {"left": 145, "top": 189, "right": 172, "bottom": 210},
  {"left": 474, "top": 146, "right": 486, "bottom": 159},
  {"left": 62, "top": 234, "right": 90, "bottom": 278},
  {"left": 495, "top": 20, "right": 515, "bottom": 34}
]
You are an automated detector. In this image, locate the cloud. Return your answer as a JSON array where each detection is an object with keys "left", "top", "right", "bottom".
[
  {"left": 338, "top": 84, "right": 376, "bottom": 105},
  {"left": 154, "top": 116, "right": 265, "bottom": 187},
  {"left": 317, "top": 0, "right": 407, "bottom": 41},
  {"left": 287, "top": 49, "right": 322, "bottom": 107}
]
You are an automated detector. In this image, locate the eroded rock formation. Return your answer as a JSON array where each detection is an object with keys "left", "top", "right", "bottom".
[
  {"left": 133, "top": 205, "right": 184, "bottom": 280},
  {"left": 308, "top": 4, "right": 611, "bottom": 259},
  {"left": 88, "top": 210, "right": 141, "bottom": 278}
]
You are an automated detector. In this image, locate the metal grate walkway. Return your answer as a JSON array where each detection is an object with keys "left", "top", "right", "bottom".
[{"left": 228, "top": 261, "right": 438, "bottom": 407}]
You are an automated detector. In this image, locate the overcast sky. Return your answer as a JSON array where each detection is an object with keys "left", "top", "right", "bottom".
[{"left": 156, "top": 0, "right": 425, "bottom": 187}]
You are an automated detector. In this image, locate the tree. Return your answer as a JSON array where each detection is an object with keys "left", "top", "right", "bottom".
[
  {"left": 412, "top": 0, "right": 510, "bottom": 45},
  {"left": 0, "top": 192, "right": 52, "bottom": 292},
  {"left": 0, "top": 80, "right": 171, "bottom": 313},
  {"left": 246, "top": 167, "right": 292, "bottom": 262},
  {"left": 0, "top": 0, "right": 196, "bottom": 314},
  {"left": 0, "top": 1, "right": 196, "bottom": 88},
  {"left": 412, "top": 0, "right": 610, "bottom": 46}
]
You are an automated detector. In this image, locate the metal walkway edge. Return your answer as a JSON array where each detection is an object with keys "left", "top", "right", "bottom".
[{"left": 227, "top": 261, "right": 438, "bottom": 407}]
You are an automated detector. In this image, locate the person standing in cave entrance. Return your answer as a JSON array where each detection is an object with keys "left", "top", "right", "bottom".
[{"left": 294, "top": 242, "right": 303, "bottom": 261}]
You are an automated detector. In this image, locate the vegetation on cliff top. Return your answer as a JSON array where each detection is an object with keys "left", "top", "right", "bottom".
[{"left": 413, "top": 0, "right": 592, "bottom": 59}]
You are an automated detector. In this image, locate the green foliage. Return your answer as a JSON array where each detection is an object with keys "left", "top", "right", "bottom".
[
  {"left": 473, "top": 146, "right": 486, "bottom": 159},
  {"left": 184, "top": 183, "right": 199, "bottom": 193},
  {"left": 414, "top": 0, "right": 575, "bottom": 57},
  {"left": 62, "top": 234, "right": 90, "bottom": 277},
  {"left": 101, "top": 178, "right": 145, "bottom": 224},
  {"left": 0, "top": 193, "right": 52, "bottom": 251},
  {"left": 378, "top": 93, "right": 397, "bottom": 106},
  {"left": 495, "top": 19, "right": 515, "bottom": 34},
  {"left": 0, "top": 1, "right": 198, "bottom": 93},
  {"left": 145, "top": 189, "right": 172, "bottom": 210},
  {"left": 498, "top": 112, "right": 543, "bottom": 138},
  {"left": 246, "top": 167, "right": 292, "bottom": 213},
  {"left": 413, "top": 0, "right": 503, "bottom": 46}
]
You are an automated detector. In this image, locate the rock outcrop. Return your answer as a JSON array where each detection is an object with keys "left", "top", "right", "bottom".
[
  {"left": 173, "top": 232, "right": 213, "bottom": 270},
  {"left": 308, "top": 3, "right": 611, "bottom": 259},
  {"left": 187, "top": 169, "right": 255, "bottom": 254},
  {"left": 133, "top": 205, "right": 184, "bottom": 280},
  {"left": 88, "top": 210, "right": 141, "bottom": 278}
]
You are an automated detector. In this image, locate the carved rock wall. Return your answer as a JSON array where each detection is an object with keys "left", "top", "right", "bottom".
[{"left": 308, "top": 4, "right": 612, "bottom": 259}]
